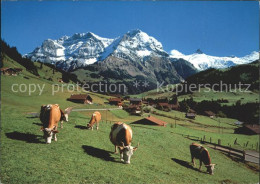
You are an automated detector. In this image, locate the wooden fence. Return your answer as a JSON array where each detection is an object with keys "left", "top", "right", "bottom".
[{"left": 182, "top": 134, "right": 259, "bottom": 164}]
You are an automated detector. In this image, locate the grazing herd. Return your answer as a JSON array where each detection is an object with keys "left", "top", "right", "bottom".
[{"left": 39, "top": 104, "right": 215, "bottom": 174}]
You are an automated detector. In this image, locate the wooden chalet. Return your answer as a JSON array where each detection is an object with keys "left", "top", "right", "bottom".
[
  {"left": 204, "top": 111, "right": 215, "bottom": 118},
  {"left": 234, "top": 124, "right": 260, "bottom": 135},
  {"left": 124, "top": 105, "right": 141, "bottom": 115},
  {"left": 1, "top": 67, "right": 23, "bottom": 75},
  {"left": 129, "top": 98, "right": 142, "bottom": 105},
  {"left": 67, "top": 94, "right": 92, "bottom": 104},
  {"left": 185, "top": 113, "right": 196, "bottom": 119},
  {"left": 189, "top": 109, "right": 196, "bottom": 113},
  {"left": 108, "top": 98, "right": 123, "bottom": 107},
  {"left": 132, "top": 115, "right": 167, "bottom": 126}
]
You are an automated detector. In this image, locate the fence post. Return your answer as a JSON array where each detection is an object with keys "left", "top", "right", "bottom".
[
  {"left": 210, "top": 137, "right": 212, "bottom": 143},
  {"left": 228, "top": 145, "right": 232, "bottom": 156},
  {"left": 246, "top": 141, "right": 249, "bottom": 147},
  {"left": 243, "top": 151, "right": 246, "bottom": 162},
  {"left": 203, "top": 135, "right": 206, "bottom": 142},
  {"left": 218, "top": 139, "right": 221, "bottom": 145},
  {"left": 234, "top": 138, "right": 237, "bottom": 145},
  {"left": 256, "top": 142, "right": 259, "bottom": 151}
]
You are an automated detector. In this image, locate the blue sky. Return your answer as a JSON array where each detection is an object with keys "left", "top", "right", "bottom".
[{"left": 1, "top": 1, "right": 259, "bottom": 57}]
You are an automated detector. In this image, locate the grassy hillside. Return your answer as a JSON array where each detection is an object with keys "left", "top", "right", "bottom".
[{"left": 1, "top": 53, "right": 259, "bottom": 183}]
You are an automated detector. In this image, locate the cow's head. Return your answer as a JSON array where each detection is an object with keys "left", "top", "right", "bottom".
[
  {"left": 42, "top": 128, "right": 59, "bottom": 144},
  {"left": 205, "top": 164, "right": 216, "bottom": 175},
  {"left": 121, "top": 142, "right": 139, "bottom": 164},
  {"left": 86, "top": 113, "right": 96, "bottom": 129},
  {"left": 60, "top": 110, "right": 69, "bottom": 122}
]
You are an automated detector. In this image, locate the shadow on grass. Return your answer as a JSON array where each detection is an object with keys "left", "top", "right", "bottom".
[
  {"left": 33, "top": 122, "right": 42, "bottom": 126},
  {"left": 171, "top": 158, "right": 200, "bottom": 172},
  {"left": 82, "top": 145, "right": 117, "bottom": 162},
  {"left": 5, "top": 131, "right": 44, "bottom": 144},
  {"left": 75, "top": 125, "right": 87, "bottom": 130}
]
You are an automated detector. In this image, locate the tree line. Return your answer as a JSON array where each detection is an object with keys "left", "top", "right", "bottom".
[
  {"left": 179, "top": 97, "right": 259, "bottom": 124},
  {"left": 1, "top": 39, "right": 39, "bottom": 76}
]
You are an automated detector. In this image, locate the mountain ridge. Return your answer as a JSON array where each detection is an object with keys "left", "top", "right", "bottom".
[{"left": 25, "top": 29, "right": 258, "bottom": 72}]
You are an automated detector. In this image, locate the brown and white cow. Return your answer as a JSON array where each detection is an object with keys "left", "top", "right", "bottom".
[
  {"left": 190, "top": 143, "right": 216, "bottom": 175},
  {"left": 40, "top": 104, "right": 64, "bottom": 144},
  {"left": 86, "top": 111, "right": 101, "bottom": 130},
  {"left": 109, "top": 122, "right": 139, "bottom": 164}
]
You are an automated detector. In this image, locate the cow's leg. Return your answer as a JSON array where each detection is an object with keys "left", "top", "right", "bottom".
[
  {"left": 119, "top": 150, "right": 124, "bottom": 162},
  {"left": 91, "top": 126, "right": 93, "bottom": 131},
  {"left": 114, "top": 146, "right": 118, "bottom": 154},
  {"left": 192, "top": 157, "right": 196, "bottom": 167},
  {"left": 54, "top": 133, "right": 57, "bottom": 141},
  {"left": 199, "top": 160, "right": 202, "bottom": 171},
  {"left": 60, "top": 121, "right": 63, "bottom": 129},
  {"left": 96, "top": 123, "right": 99, "bottom": 130}
]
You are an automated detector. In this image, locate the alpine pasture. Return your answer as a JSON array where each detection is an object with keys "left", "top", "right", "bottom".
[{"left": 1, "top": 58, "right": 259, "bottom": 183}]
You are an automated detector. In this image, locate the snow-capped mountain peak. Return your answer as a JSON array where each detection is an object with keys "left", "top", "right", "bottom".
[
  {"left": 170, "top": 49, "right": 259, "bottom": 70},
  {"left": 24, "top": 30, "right": 258, "bottom": 71},
  {"left": 195, "top": 49, "right": 203, "bottom": 54}
]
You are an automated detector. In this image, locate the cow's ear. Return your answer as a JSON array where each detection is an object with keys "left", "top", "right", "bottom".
[
  {"left": 40, "top": 127, "right": 44, "bottom": 131},
  {"left": 53, "top": 130, "right": 59, "bottom": 133}
]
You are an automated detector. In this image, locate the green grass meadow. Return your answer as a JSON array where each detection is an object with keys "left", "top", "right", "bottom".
[{"left": 1, "top": 59, "right": 259, "bottom": 183}]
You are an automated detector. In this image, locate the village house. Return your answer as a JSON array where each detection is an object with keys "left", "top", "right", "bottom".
[
  {"left": 108, "top": 98, "right": 123, "bottom": 107},
  {"left": 132, "top": 115, "right": 167, "bottom": 126},
  {"left": 234, "top": 124, "right": 260, "bottom": 135},
  {"left": 124, "top": 105, "right": 141, "bottom": 115},
  {"left": 185, "top": 113, "right": 196, "bottom": 119},
  {"left": 1, "top": 67, "right": 23, "bottom": 76},
  {"left": 67, "top": 94, "right": 93, "bottom": 104},
  {"left": 129, "top": 98, "right": 142, "bottom": 105},
  {"left": 204, "top": 111, "right": 216, "bottom": 118}
]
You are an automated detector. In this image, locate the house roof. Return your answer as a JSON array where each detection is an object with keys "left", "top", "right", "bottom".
[
  {"left": 109, "top": 98, "right": 122, "bottom": 102},
  {"left": 68, "top": 94, "right": 90, "bottom": 100},
  {"left": 129, "top": 98, "right": 142, "bottom": 102},
  {"left": 186, "top": 113, "right": 196, "bottom": 117},
  {"left": 158, "top": 103, "right": 170, "bottom": 106},
  {"left": 146, "top": 116, "right": 167, "bottom": 126},
  {"left": 0, "top": 67, "right": 23, "bottom": 72},
  {"left": 204, "top": 111, "right": 215, "bottom": 116},
  {"left": 0, "top": 67, "right": 10, "bottom": 71},
  {"left": 131, "top": 116, "right": 167, "bottom": 126},
  {"left": 189, "top": 109, "right": 196, "bottom": 113},
  {"left": 244, "top": 124, "right": 260, "bottom": 134}
]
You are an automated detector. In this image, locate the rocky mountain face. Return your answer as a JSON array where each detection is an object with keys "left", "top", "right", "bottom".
[
  {"left": 24, "top": 29, "right": 257, "bottom": 93},
  {"left": 25, "top": 30, "right": 198, "bottom": 93}
]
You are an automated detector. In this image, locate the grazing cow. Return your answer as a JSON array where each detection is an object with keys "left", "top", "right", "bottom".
[
  {"left": 109, "top": 122, "right": 139, "bottom": 164},
  {"left": 60, "top": 107, "right": 72, "bottom": 128},
  {"left": 86, "top": 111, "right": 101, "bottom": 130},
  {"left": 40, "top": 104, "right": 64, "bottom": 144},
  {"left": 190, "top": 143, "right": 216, "bottom": 175}
]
